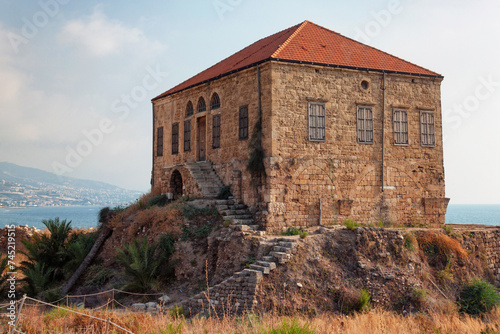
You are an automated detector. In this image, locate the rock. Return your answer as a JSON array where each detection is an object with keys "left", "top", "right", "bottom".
[
  {"left": 296, "top": 282, "right": 303, "bottom": 288},
  {"left": 158, "top": 295, "right": 171, "bottom": 303},
  {"left": 384, "top": 274, "right": 396, "bottom": 280},
  {"left": 358, "top": 261, "right": 367, "bottom": 269},
  {"left": 76, "top": 302, "right": 84, "bottom": 309},
  {"left": 408, "top": 264, "right": 414, "bottom": 271},
  {"left": 146, "top": 302, "right": 158, "bottom": 310},
  {"left": 132, "top": 303, "right": 146, "bottom": 310}
]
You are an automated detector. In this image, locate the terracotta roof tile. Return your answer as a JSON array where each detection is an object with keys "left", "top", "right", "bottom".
[{"left": 153, "top": 21, "right": 441, "bottom": 101}]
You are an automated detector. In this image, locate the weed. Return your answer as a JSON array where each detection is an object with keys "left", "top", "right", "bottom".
[
  {"left": 263, "top": 318, "right": 315, "bottom": 334},
  {"left": 181, "top": 205, "right": 217, "bottom": 219},
  {"left": 181, "top": 223, "right": 214, "bottom": 241},
  {"left": 458, "top": 278, "right": 500, "bottom": 315},
  {"left": 169, "top": 305, "right": 184, "bottom": 319},
  {"left": 358, "top": 288, "right": 371, "bottom": 312},
  {"left": 344, "top": 219, "right": 358, "bottom": 230},
  {"left": 224, "top": 219, "right": 231, "bottom": 227},
  {"left": 404, "top": 234, "right": 417, "bottom": 251},
  {"left": 148, "top": 194, "right": 169, "bottom": 207},
  {"left": 282, "top": 227, "right": 308, "bottom": 238},
  {"left": 442, "top": 225, "right": 453, "bottom": 234}
]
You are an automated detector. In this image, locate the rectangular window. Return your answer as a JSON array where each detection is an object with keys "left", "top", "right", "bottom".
[
  {"left": 357, "top": 106, "right": 373, "bottom": 144},
  {"left": 171, "top": 123, "right": 179, "bottom": 154},
  {"left": 308, "top": 102, "right": 326, "bottom": 141},
  {"left": 156, "top": 126, "right": 163, "bottom": 156},
  {"left": 394, "top": 109, "right": 409, "bottom": 145},
  {"left": 239, "top": 105, "right": 248, "bottom": 140},
  {"left": 420, "top": 111, "right": 435, "bottom": 147},
  {"left": 212, "top": 114, "right": 221, "bottom": 149},
  {"left": 184, "top": 119, "right": 191, "bottom": 152}
]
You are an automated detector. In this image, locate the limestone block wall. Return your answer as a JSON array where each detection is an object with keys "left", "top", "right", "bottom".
[
  {"left": 463, "top": 230, "right": 500, "bottom": 281},
  {"left": 152, "top": 64, "right": 273, "bottom": 207},
  {"left": 265, "top": 61, "right": 447, "bottom": 231},
  {"left": 160, "top": 165, "right": 202, "bottom": 199}
]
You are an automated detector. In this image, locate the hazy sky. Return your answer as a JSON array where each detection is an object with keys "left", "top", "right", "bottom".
[{"left": 0, "top": 0, "right": 499, "bottom": 204}]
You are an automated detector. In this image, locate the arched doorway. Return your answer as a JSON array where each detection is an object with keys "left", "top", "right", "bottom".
[{"left": 170, "top": 170, "right": 183, "bottom": 200}]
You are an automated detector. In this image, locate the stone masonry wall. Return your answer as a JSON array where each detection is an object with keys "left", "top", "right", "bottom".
[
  {"left": 265, "top": 61, "right": 448, "bottom": 232},
  {"left": 152, "top": 64, "right": 273, "bottom": 207},
  {"left": 463, "top": 230, "right": 500, "bottom": 281}
]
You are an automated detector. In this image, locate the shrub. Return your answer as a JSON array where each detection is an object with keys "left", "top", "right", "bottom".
[
  {"left": 344, "top": 219, "right": 358, "bottom": 230},
  {"left": 181, "top": 205, "right": 217, "bottom": 219},
  {"left": 417, "top": 232, "right": 467, "bottom": 269},
  {"left": 458, "top": 278, "right": 500, "bottom": 315},
  {"left": 263, "top": 318, "right": 315, "bottom": 334},
  {"left": 84, "top": 264, "right": 114, "bottom": 287},
  {"left": 404, "top": 234, "right": 417, "bottom": 251},
  {"left": 337, "top": 287, "right": 371, "bottom": 314},
  {"left": 148, "top": 194, "right": 169, "bottom": 207},
  {"left": 0, "top": 251, "right": 8, "bottom": 290},
  {"left": 282, "top": 227, "right": 308, "bottom": 238}
]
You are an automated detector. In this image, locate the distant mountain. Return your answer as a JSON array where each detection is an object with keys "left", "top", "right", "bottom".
[{"left": 0, "top": 162, "right": 143, "bottom": 207}]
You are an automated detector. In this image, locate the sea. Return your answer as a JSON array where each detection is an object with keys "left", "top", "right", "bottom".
[{"left": 0, "top": 204, "right": 499, "bottom": 230}]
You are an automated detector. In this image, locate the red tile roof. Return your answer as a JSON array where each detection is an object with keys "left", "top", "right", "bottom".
[{"left": 153, "top": 21, "right": 441, "bottom": 101}]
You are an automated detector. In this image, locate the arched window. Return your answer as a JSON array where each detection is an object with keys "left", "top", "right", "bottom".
[
  {"left": 197, "top": 97, "right": 206, "bottom": 113},
  {"left": 211, "top": 93, "right": 220, "bottom": 110},
  {"left": 186, "top": 101, "right": 193, "bottom": 117}
]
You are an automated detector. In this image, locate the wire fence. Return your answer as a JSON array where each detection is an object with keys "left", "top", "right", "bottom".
[{"left": 6, "top": 289, "right": 169, "bottom": 334}]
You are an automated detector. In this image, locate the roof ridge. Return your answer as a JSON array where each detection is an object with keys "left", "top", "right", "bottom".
[
  {"left": 304, "top": 21, "right": 441, "bottom": 77},
  {"left": 271, "top": 20, "right": 309, "bottom": 58}
]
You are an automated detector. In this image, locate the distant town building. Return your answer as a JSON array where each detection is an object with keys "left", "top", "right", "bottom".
[{"left": 151, "top": 21, "right": 449, "bottom": 231}]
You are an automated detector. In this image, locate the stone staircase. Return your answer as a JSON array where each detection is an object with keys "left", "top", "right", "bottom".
[
  {"left": 177, "top": 237, "right": 299, "bottom": 314},
  {"left": 185, "top": 162, "right": 224, "bottom": 198},
  {"left": 215, "top": 196, "right": 260, "bottom": 231}
]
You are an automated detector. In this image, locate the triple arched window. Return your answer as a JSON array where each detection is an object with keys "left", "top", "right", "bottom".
[{"left": 186, "top": 93, "right": 221, "bottom": 117}]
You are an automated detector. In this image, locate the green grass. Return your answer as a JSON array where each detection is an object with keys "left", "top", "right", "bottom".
[
  {"left": 344, "top": 219, "right": 359, "bottom": 230},
  {"left": 282, "top": 227, "right": 308, "bottom": 238},
  {"left": 263, "top": 318, "right": 315, "bottom": 334}
]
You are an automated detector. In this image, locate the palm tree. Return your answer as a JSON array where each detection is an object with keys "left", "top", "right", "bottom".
[{"left": 115, "top": 238, "right": 161, "bottom": 292}]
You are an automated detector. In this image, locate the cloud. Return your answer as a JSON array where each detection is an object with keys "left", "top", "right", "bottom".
[
  {"left": 0, "top": 26, "right": 26, "bottom": 102},
  {"left": 59, "top": 8, "right": 163, "bottom": 57}
]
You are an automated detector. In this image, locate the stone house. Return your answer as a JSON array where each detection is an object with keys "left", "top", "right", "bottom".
[{"left": 151, "top": 20, "right": 449, "bottom": 232}]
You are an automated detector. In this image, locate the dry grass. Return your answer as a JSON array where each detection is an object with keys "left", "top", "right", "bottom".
[
  {"left": 5, "top": 306, "right": 500, "bottom": 334},
  {"left": 417, "top": 231, "right": 468, "bottom": 267}
]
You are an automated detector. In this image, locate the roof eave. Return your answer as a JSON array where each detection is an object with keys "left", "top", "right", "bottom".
[{"left": 152, "top": 57, "right": 443, "bottom": 102}]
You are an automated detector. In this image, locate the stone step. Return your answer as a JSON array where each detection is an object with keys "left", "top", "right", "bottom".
[
  {"left": 222, "top": 209, "right": 247, "bottom": 216},
  {"left": 272, "top": 246, "right": 293, "bottom": 254},
  {"left": 270, "top": 251, "right": 291, "bottom": 264},
  {"left": 230, "top": 224, "right": 251, "bottom": 231},
  {"left": 224, "top": 215, "right": 253, "bottom": 220},
  {"left": 248, "top": 225, "right": 260, "bottom": 231},
  {"left": 262, "top": 256, "right": 275, "bottom": 262},
  {"left": 278, "top": 241, "right": 298, "bottom": 249},
  {"left": 231, "top": 219, "right": 254, "bottom": 225},
  {"left": 256, "top": 261, "right": 276, "bottom": 270},
  {"left": 217, "top": 205, "right": 229, "bottom": 210},
  {"left": 249, "top": 264, "right": 270, "bottom": 275},
  {"left": 215, "top": 200, "right": 233, "bottom": 205}
]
